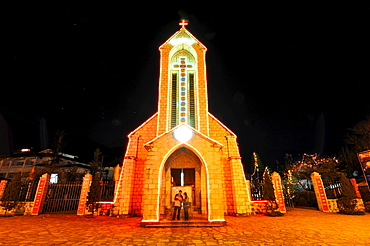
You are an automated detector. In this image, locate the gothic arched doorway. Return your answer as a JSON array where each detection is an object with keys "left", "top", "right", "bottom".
[{"left": 159, "top": 147, "right": 208, "bottom": 220}]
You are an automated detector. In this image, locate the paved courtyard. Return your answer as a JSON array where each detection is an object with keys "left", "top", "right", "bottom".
[{"left": 0, "top": 208, "right": 369, "bottom": 245}]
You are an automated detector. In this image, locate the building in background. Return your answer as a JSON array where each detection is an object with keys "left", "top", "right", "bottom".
[{"left": 0, "top": 149, "right": 90, "bottom": 181}]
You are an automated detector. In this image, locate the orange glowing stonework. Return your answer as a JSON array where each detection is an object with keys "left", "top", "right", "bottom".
[{"left": 113, "top": 21, "right": 252, "bottom": 222}]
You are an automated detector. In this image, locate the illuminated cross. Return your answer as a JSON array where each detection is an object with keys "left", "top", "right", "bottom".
[
  {"left": 172, "top": 57, "right": 194, "bottom": 124},
  {"left": 179, "top": 19, "right": 188, "bottom": 28}
]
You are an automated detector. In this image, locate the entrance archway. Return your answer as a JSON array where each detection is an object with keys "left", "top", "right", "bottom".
[{"left": 159, "top": 147, "right": 207, "bottom": 220}]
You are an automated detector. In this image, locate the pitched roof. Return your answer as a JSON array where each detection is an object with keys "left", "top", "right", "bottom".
[{"left": 159, "top": 23, "right": 207, "bottom": 50}]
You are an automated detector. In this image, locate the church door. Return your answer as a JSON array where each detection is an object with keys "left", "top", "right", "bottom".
[{"left": 160, "top": 147, "right": 207, "bottom": 219}]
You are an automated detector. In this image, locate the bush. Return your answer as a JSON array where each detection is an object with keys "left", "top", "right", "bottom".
[
  {"left": 364, "top": 202, "right": 370, "bottom": 213},
  {"left": 337, "top": 196, "right": 357, "bottom": 212},
  {"left": 336, "top": 173, "right": 358, "bottom": 214},
  {"left": 1, "top": 172, "right": 22, "bottom": 216}
]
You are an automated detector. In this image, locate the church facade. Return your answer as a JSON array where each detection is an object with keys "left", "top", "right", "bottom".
[{"left": 113, "top": 21, "right": 252, "bottom": 222}]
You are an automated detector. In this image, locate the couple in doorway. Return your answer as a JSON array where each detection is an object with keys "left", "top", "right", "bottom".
[{"left": 172, "top": 190, "right": 190, "bottom": 221}]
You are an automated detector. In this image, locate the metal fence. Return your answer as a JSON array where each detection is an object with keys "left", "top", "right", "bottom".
[
  {"left": 100, "top": 180, "right": 115, "bottom": 201},
  {"left": 281, "top": 183, "right": 295, "bottom": 208},
  {"left": 42, "top": 180, "right": 115, "bottom": 213},
  {"left": 19, "top": 179, "right": 39, "bottom": 202},
  {"left": 2, "top": 177, "right": 116, "bottom": 214},
  {"left": 43, "top": 181, "right": 82, "bottom": 213},
  {"left": 250, "top": 180, "right": 264, "bottom": 200},
  {"left": 322, "top": 177, "right": 342, "bottom": 199}
]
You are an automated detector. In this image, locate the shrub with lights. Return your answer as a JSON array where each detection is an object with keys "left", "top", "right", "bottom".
[{"left": 263, "top": 169, "right": 284, "bottom": 216}]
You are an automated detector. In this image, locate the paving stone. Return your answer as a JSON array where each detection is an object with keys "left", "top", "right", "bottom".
[{"left": 0, "top": 209, "right": 369, "bottom": 245}]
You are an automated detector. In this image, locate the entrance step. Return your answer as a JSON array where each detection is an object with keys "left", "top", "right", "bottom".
[{"left": 140, "top": 220, "right": 226, "bottom": 228}]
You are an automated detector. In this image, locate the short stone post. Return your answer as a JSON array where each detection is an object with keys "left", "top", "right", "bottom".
[
  {"left": 311, "top": 172, "right": 329, "bottom": 212},
  {"left": 31, "top": 173, "right": 50, "bottom": 215},
  {"left": 77, "top": 173, "right": 92, "bottom": 215},
  {"left": 0, "top": 180, "right": 8, "bottom": 200},
  {"left": 271, "top": 172, "right": 286, "bottom": 213}
]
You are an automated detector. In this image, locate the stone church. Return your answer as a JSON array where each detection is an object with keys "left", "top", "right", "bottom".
[{"left": 113, "top": 21, "right": 252, "bottom": 223}]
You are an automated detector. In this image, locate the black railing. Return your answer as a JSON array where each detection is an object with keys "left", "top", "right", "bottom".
[
  {"left": 250, "top": 180, "right": 264, "bottom": 200},
  {"left": 19, "top": 179, "right": 39, "bottom": 202},
  {"left": 322, "top": 177, "right": 342, "bottom": 199},
  {"left": 100, "top": 180, "right": 115, "bottom": 201},
  {"left": 43, "top": 181, "right": 83, "bottom": 213}
]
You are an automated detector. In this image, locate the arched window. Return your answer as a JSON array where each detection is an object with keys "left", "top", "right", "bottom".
[{"left": 170, "top": 50, "right": 196, "bottom": 129}]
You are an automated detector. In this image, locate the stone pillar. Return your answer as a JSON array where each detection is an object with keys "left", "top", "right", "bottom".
[
  {"left": 350, "top": 178, "right": 362, "bottom": 198},
  {"left": 31, "top": 173, "right": 50, "bottom": 215},
  {"left": 113, "top": 157, "right": 136, "bottom": 216},
  {"left": 245, "top": 180, "right": 252, "bottom": 201},
  {"left": 271, "top": 172, "right": 286, "bottom": 213},
  {"left": 228, "top": 157, "right": 250, "bottom": 215},
  {"left": 207, "top": 157, "right": 226, "bottom": 221},
  {"left": 200, "top": 164, "right": 207, "bottom": 214},
  {"left": 311, "top": 172, "right": 329, "bottom": 212},
  {"left": 0, "top": 180, "right": 8, "bottom": 200},
  {"left": 142, "top": 162, "right": 160, "bottom": 222},
  {"left": 77, "top": 173, "right": 92, "bottom": 215}
]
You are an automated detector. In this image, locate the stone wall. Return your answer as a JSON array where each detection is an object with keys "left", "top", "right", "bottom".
[
  {"left": 312, "top": 171, "right": 366, "bottom": 213},
  {"left": 140, "top": 128, "right": 227, "bottom": 222},
  {"left": 113, "top": 114, "right": 158, "bottom": 216},
  {"left": 327, "top": 199, "right": 339, "bottom": 213},
  {"left": 0, "top": 201, "right": 34, "bottom": 216},
  {"left": 115, "top": 114, "right": 253, "bottom": 221},
  {"left": 251, "top": 201, "right": 267, "bottom": 214},
  {"left": 327, "top": 198, "right": 365, "bottom": 213}
]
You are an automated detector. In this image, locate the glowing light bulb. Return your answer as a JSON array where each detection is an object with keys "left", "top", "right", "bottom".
[{"left": 173, "top": 125, "right": 193, "bottom": 143}]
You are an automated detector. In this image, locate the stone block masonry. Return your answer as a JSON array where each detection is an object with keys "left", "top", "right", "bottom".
[{"left": 113, "top": 21, "right": 253, "bottom": 224}]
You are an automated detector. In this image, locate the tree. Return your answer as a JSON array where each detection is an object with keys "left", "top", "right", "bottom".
[
  {"left": 339, "top": 146, "right": 359, "bottom": 177},
  {"left": 287, "top": 154, "right": 340, "bottom": 187},
  {"left": 86, "top": 148, "right": 102, "bottom": 217},
  {"left": 342, "top": 117, "right": 370, "bottom": 177},
  {"left": 48, "top": 130, "right": 66, "bottom": 174},
  {"left": 251, "top": 152, "right": 264, "bottom": 181},
  {"left": 336, "top": 172, "right": 364, "bottom": 214},
  {"left": 31, "top": 130, "right": 67, "bottom": 180},
  {"left": 315, "top": 158, "right": 340, "bottom": 178},
  {"left": 345, "top": 117, "right": 370, "bottom": 153},
  {"left": 262, "top": 171, "right": 283, "bottom": 216},
  {"left": 59, "top": 164, "right": 84, "bottom": 182},
  {"left": 263, "top": 172, "right": 275, "bottom": 201},
  {"left": 1, "top": 172, "right": 22, "bottom": 216}
]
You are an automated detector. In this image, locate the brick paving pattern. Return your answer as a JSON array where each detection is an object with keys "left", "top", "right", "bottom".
[{"left": 0, "top": 208, "right": 369, "bottom": 245}]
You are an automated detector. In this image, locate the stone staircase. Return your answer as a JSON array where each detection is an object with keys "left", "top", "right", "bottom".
[{"left": 140, "top": 219, "right": 226, "bottom": 228}]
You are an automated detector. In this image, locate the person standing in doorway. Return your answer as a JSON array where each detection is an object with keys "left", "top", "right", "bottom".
[
  {"left": 172, "top": 190, "right": 183, "bottom": 220},
  {"left": 183, "top": 192, "right": 190, "bottom": 221}
]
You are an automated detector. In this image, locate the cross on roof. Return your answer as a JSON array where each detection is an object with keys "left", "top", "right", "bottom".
[{"left": 179, "top": 19, "right": 188, "bottom": 28}]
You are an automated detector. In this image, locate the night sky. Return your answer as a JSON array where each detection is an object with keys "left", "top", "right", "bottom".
[{"left": 2, "top": 3, "right": 369, "bottom": 170}]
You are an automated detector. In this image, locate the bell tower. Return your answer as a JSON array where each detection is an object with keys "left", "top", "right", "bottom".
[{"left": 157, "top": 20, "right": 209, "bottom": 135}]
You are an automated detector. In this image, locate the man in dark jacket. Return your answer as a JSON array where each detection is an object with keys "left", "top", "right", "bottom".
[{"left": 172, "top": 190, "right": 183, "bottom": 220}]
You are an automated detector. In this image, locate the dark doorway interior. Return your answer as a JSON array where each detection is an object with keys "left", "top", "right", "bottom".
[{"left": 171, "top": 168, "right": 195, "bottom": 186}]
